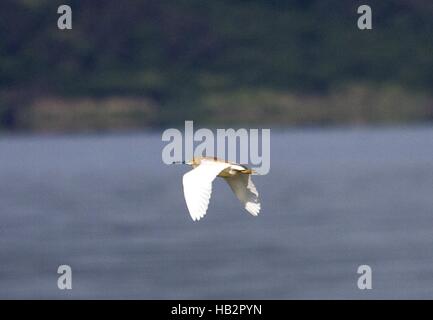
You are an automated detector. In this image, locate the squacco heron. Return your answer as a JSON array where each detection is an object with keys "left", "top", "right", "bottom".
[{"left": 173, "top": 157, "right": 261, "bottom": 221}]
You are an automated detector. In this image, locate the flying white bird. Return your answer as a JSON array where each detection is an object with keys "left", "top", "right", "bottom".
[{"left": 173, "top": 157, "right": 261, "bottom": 221}]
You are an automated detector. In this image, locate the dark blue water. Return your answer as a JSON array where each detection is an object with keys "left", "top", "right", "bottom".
[{"left": 0, "top": 127, "right": 432, "bottom": 299}]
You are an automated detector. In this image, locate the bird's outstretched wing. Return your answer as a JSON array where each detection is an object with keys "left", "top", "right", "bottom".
[
  {"left": 182, "top": 161, "right": 231, "bottom": 221},
  {"left": 224, "top": 174, "right": 261, "bottom": 216}
]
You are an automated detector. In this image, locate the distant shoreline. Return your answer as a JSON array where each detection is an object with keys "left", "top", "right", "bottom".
[{"left": 1, "top": 84, "right": 432, "bottom": 133}]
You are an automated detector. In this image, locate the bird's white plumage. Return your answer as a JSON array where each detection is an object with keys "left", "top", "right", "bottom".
[
  {"left": 224, "top": 174, "right": 261, "bottom": 216},
  {"left": 182, "top": 160, "right": 231, "bottom": 221}
]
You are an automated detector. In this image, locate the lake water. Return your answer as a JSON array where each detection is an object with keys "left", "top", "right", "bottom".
[{"left": 0, "top": 126, "right": 432, "bottom": 299}]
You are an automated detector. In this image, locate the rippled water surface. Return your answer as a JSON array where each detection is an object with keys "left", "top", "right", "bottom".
[{"left": 0, "top": 127, "right": 432, "bottom": 298}]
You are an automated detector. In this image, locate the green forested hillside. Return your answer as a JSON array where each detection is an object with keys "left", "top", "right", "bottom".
[{"left": 1, "top": 0, "right": 433, "bottom": 130}]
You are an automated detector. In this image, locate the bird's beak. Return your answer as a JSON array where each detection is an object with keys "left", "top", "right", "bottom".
[{"left": 171, "top": 161, "right": 186, "bottom": 165}]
